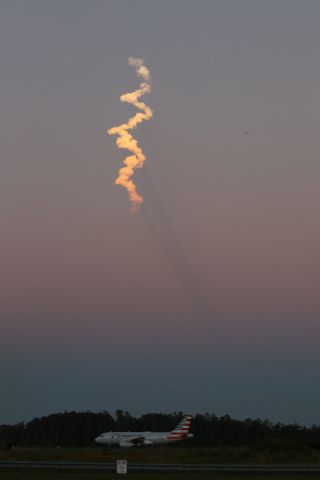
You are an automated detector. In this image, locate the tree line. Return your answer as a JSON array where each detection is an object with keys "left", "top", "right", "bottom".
[{"left": 1, "top": 410, "right": 320, "bottom": 448}]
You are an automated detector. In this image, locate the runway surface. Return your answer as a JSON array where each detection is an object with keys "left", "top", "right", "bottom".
[{"left": 2, "top": 461, "right": 320, "bottom": 474}]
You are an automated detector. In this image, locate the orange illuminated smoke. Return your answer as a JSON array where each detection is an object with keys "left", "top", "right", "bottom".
[{"left": 108, "top": 58, "right": 153, "bottom": 213}]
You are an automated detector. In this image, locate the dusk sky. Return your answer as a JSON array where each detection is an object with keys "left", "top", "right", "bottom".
[{"left": 1, "top": 0, "right": 320, "bottom": 426}]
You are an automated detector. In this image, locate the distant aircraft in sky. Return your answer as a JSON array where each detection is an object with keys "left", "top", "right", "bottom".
[
  {"left": 95, "top": 415, "right": 193, "bottom": 447},
  {"left": 242, "top": 130, "right": 250, "bottom": 134}
]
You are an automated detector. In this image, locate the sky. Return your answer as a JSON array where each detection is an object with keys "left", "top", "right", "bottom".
[{"left": 1, "top": 0, "right": 320, "bottom": 426}]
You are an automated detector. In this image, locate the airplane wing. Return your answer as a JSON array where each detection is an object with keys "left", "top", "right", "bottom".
[{"left": 130, "top": 436, "right": 146, "bottom": 445}]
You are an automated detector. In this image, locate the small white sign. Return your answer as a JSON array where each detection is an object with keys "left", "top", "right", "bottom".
[{"left": 116, "top": 459, "right": 127, "bottom": 474}]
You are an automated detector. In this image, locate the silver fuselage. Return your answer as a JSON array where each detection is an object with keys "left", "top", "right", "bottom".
[{"left": 95, "top": 431, "right": 193, "bottom": 446}]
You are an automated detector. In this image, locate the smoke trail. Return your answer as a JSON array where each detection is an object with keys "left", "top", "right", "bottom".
[
  {"left": 108, "top": 60, "right": 210, "bottom": 319},
  {"left": 108, "top": 58, "right": 153, "bottom": 213}
]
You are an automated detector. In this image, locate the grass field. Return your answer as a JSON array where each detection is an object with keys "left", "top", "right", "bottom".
[
  {"left": 2, "top": 445, "right": 320, "bottom": 480},
  {"left": 1, "top": 445, "right": 320, "bottom": 465}
]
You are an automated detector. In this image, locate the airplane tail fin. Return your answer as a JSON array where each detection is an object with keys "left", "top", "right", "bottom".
[{"left": 167, "top": 415, "right": 192, "bottom": 440}]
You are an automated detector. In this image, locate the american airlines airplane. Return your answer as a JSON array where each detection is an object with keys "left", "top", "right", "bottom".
[{"left": 95, "top": 415, "right": 193, "bottom": 447}]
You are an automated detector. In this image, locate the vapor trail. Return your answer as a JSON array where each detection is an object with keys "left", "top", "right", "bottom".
[{"left": 108, "top": 58, "right": 153, "bottom": 213}]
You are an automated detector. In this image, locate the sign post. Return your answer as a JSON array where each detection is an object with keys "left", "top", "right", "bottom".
[{"left": 116, "top": 459, "right": 127, "bottom": 474}]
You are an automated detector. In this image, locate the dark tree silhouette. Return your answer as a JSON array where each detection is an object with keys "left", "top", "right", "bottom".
[{"left": 1, "top": 411, "right": 320, "bottom": 448}]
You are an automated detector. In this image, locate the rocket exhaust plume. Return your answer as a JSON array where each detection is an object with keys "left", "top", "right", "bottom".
[{"left": 108, "top": 58, "right": 153, "bottom": 213}]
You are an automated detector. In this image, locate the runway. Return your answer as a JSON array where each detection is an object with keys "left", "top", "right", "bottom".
[{"left": 2, "top": 461, "right": 320, "bottom": 474}]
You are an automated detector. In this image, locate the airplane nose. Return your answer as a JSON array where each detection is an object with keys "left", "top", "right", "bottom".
[{"left": 95, "top": 436, "right": 102, "bottom": 444}]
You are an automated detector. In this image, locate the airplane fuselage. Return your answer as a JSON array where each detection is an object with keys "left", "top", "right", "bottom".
[{"left": 95, "top": 431, "right": 193, "bottom": 446}]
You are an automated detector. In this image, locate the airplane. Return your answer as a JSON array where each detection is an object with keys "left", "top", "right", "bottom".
[{"left": 95, "top": 415, "right": 193, "bottom": 447}]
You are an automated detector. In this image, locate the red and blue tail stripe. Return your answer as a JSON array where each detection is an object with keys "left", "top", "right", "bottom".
[{"left": 167, "top": 415, "right": 192, "bottom": 440}]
